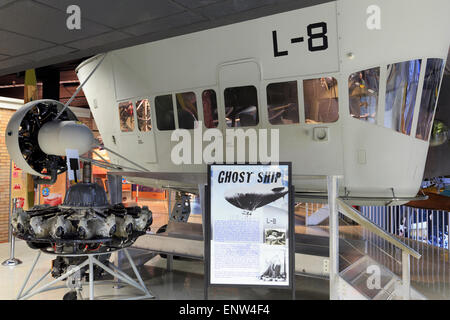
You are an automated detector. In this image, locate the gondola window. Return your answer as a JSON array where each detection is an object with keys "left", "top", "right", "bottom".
[
  {"left": 118, "top": 101, "right": 135, "bottom": 132},
  {"left": 224, "top": 85, "right": 259, "bottom": 127},
  {"left": 266, "top": 81, "right": 299, "bottom": 125}
]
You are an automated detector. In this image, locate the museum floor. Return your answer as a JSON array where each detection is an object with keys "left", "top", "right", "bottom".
[
  {"left": 0, "top": 240, "right": 328, "bottom": 300},
  {"left": 0, "top": 200, "right": 328, "bottom": 300},
  {"left": 0, "top": 199, "right": 448, "bottom": 300}
]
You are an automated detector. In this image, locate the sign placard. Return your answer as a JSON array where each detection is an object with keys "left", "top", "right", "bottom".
[{"left": 205, "top": 163, "right": 294, "bottom": 290}]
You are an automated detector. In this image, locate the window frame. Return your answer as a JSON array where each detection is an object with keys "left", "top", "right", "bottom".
[
  {"left": 154, "top": 93, "right": 177, "bottom": 132},
  {"left": 383, "top": 58, "right": 422, "bottom": 136},
  {"left": 261, "top": 74, "right": 342, "bottom": 126},
  {"left": 302, "top": 76, "right": 340, "bottom": 124},
  {"left": 201, "top": 88, "right": 220, "bottom": 129},
  {"left": 175, "top": 91, "right": 199, "bottom": 130},
  {"left": 265, "top": 80, "right": 300, "bottom": 126},
  {"left": 415, "top": 58, "right": 445, "bottom": 142},
  {"left": 135, "top": 98, "right": 153, "bottom": 133},
  {"left": 347, "top": 66, "right": 381, "bottom": 125},
  {"left": 117, "top": 100, "right": 136, "bottom": 133},
  {"left": 223, "top": 84, "right": 260, "bottom": 128}
]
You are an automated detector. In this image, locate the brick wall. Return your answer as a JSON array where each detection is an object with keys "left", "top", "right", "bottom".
[{"left": 0, "top": 109, "right": 14, "bottom": 242}]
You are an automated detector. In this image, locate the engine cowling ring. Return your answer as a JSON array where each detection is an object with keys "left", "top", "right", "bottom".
[{"left": 5, "top": 99, "right": 78, "bottom": 178}]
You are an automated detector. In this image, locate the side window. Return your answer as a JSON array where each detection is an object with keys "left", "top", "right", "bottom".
[
  {"left": 155, "top": 95, "right": 175, "bottom": 131},
  {"left": 136, "top": 99, "right": 151, "bottom": 132},
  {"left": 224, "top": 85, "right": 259, "bottom": 127},
  {"left": 384, "top": 59, "right": 421, "bottom": 135},
  {"left": 303, "top": 77, "right": 339, "bottom": 123},
  {"left": 348, "top": 67, "right": 380, "bottom": 123},
  {"left": 118, "top": 101, "right": 134, "bottom": 132},
  {"left": 416, "top": 58, "right": 445, "bottom": 141},
  {"left": 202, "top": 89, "right": 218, "bottom": 128},
  {"left": 266, "top": 81, "right": 299, "bottom": 125},
  {"left": 176, "top": 92, "right": 198, "bottom": 129}
]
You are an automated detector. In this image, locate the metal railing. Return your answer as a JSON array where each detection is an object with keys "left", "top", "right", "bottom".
[
  {"left": 296, "top": 176, "right": 423, "bottom": 299},
  {"left": 298, "top": 194, "right": 449, "bottom": 299},
  {"left": 360, "top": 205, "right": 449, "bottom": 251},
  {"left": 359, "top": 205, "right": 449, "bottom": 298},
  {"left": 337, "top": 199, "right": 421, "bottom": 299},
  {"left": 338, "top": 201, "right": 421, "bottom": 259}
]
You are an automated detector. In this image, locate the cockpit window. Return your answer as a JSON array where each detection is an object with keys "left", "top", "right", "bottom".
[
  {"left": 202, "top": 89, "right": 218, "bottom": 128},
  {"left": 136, "top": 99, "right": 151, "bottom": 132},
  {"left": 155, "top": 95, "right": 175, "bottom": 131},
  {"left": 266, "top": 81, "right": 299, "bottom": 125},
  {"left": 348, "top": 67, "right": 380, "bottom": 123},
  {"left": 416, "top": 58, "right": 445, "bottom": 141},
  {"left": 176, "top": 92, "right": 198, "bottom": 130},
  {"left": 303, "top": 77, "right": 338, "bottom": 123},
  {"left": 384, "top": 59, "right": 421, "bottom": 135},
  {"left": 118, "top": 101, "right": 134, "bottom": 132},
  {"left": 224, "top": 85, "right": 259, "bottom": 127}
]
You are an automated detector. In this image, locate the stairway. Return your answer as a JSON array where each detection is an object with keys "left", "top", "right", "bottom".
[{"left": 338, "top": 255, "right": 426, "bottom": 300}]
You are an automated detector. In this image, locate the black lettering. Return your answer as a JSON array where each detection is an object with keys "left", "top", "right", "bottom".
[
  {"left": 218, "top": 171, "right": 225, "bottom": 183},
  {"left": 225, "top": 171, "right": 232, "bottom": 183},
  {"left": 273, "top": 172, "right": 282, "bottom": 183},
  {"left": 272, "top": 30, "right": 288, "bottom": 57},
  {"left": 291, "top": 36, "right": 304, "bottom": 43},
  {"left": 307, "top": 22, "right": 328, "bottom": 52},
  {"left": 257, "top": 172, "right": 264, "bottom": 183}
]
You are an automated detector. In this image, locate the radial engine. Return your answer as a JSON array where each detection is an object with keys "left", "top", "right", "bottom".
[{"left": 5, "top": 99, "right": 153, "bottom": 255}]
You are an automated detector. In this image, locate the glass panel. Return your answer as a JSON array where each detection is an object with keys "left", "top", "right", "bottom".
[
  {"left": 176, "top": 92, "right": 198, "bottom": 129},
  {"left": 303, "top": 77, "right": 339, "bottom": 123},
  {"left": 384, "top": 59, "right": 421, "bottom": 135},
  {"left": 266, "top": 81, "right": 299, "bottom": 125},
  {"left": 415, "top": 58, "right": 445, "bottom": 141},
  {"left": 224, "top": 85, "right": 259, "bottom": 127},
  {"left": 155, "top": 95, "right": 175, "bottom": 131},
  {"left": 118, "top": 101, "right": 134, "bottom": 132},
  {"left": 136, "top": 99, "right": 151, "bottom": 132},
  {"left": 202, "top": 89, "right": 218, "bottom": 128},
  {"left": 348, "top": 67, "right": 380, "bottom": 123}
]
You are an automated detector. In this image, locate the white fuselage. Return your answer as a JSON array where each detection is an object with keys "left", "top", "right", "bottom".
[{"left": 76, "top": 0, "right": 450, "bottom": 203}]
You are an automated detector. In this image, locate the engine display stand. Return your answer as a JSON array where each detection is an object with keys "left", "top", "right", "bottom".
[
  {"left": 16, "top": 248, "right": 154, "bottom": 300},
  {"left": 1, "top": 234, "right": 22, "bottom": 267},
  {"left": 2, "top": 198, "right": 22, "bottom": 267}
]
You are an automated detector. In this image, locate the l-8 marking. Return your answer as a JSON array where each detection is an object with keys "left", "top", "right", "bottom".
[{"left": 272, "top": 21, "right": 328, "bottom": 57}]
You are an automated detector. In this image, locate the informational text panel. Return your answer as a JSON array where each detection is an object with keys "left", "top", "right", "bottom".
[{"left": 207, "top": 163, "right": 293, "bottom": 288}]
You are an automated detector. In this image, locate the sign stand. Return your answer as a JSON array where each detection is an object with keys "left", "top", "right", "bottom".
[{"left": 204, "top": 163, "right": 295, "bottom": 300}]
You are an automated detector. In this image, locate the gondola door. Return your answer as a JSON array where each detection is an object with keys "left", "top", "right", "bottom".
[{"left": 218, "top": 60, "right": 262, "bottom": 163}]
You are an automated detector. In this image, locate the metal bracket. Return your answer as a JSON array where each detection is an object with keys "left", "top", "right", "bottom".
[{"left": 16, "top": 248, "right": 154, "bottom": 300}]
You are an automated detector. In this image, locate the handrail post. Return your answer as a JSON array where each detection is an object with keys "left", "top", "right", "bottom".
[
  {"left": 327, "top": 175, "right": 340, "bottom": 300},
  {"left": 402, "top": 251, "right": 411, "bottom": 300}
]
